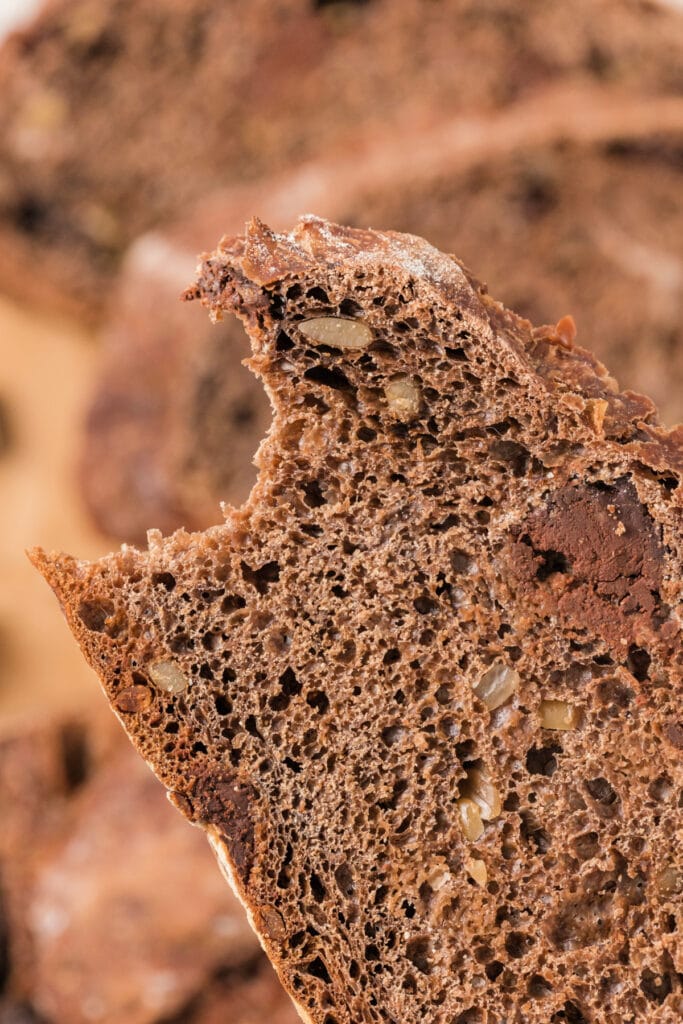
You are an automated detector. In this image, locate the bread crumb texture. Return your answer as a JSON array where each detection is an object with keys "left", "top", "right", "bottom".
[{"left": 34, "top": 218, "right": 683, "bottom": 1023}]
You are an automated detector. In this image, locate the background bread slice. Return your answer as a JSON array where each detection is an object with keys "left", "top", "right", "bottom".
[
  {"left": 1, "top": 0, "right": 682, "bottom": 321},
  {"left": 36, "top": 219, "right": 683, "bottom": 1022}
]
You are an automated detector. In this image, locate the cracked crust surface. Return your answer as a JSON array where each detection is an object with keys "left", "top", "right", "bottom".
[{"left": 35, "top": 218, "right": 683, "bottom": 1022}]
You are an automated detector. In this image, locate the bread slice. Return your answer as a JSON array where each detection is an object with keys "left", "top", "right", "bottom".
[{"left": 35, "top": 218, "right": 683, "bottom": 1023}]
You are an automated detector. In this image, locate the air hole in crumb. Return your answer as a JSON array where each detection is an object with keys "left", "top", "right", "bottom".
[
  {"left": 279, "top": 668, "right": 302, "bottom": 696},
  {"left": 586, "top": 777, "right": 618, "bottom": 805},
  {"left": 373, "top": 885, "right": 387, "bottom": 905},
  {"left": 643, "top": 966, "right": 671, "bottom": 999},
  {"left": 572, "top": 831, "right": 600, "bottom": 860},
  {"left": 152, "top": 572, "right": 176, "bottom": 591},
  {"left": 302, "top": 480, "right": 326, "bottom": 508},
  {"left": 413, "top": 595, "right": 438, "bottom": 615},
  {"left": 432, "top": 514, "right": 459, "bottom": 533},
  {"left": 528, "top": 974, "right": 553, "bottom": 998},
  {"left": 276, "top": 330, "right": 294, "bottom": 351},
  {"left": 648, "top": 775, "right": 673, "bottom": 802},
  {"left": 221, "top": 594, "right": 246, "bottom": 614},
  {"left": 77, "top": 599, "right": 114, "bottom": 633},
  {"left": 505, "top": 931, "right": 532, "bottom": 959},
  {"left": 451, "top": 549, "right": 475, "bottom": 574},
  {"left": 302, "top": 523, "right": 323, "bottom": 537},
  {"left": 310, "top": 871, "right": 326, "bottom": 902},
  {"left": 245, "top": 715, "right": 262, "bottom": 739},
  {"left": 486, "top": 961, "right": 504, "bottom": 982},
  {"left": 455, "top": 1009, "right": 482, "bottom": 1024},
  {"left": 304, "top": 365, "right": 352, "bottom": 391},
  {"left": 335, "top": 863, "right": 355, "bottom": 897},
  {"left": 402, "top": 900, "right": 416, "bottom": 919},
  {"left": 535, "top": 548, "right": 571, "bottom": 581},
  {"left": 551, "top": 1001, "right": 589, "bottom": 1024},
  {"left": 307, "top": 690, "right": 330, "bottom": 714},
  {"left": 489, "top": 439, "right": 530, "bottom": 476},
  {"left": 339, "top": 297, "right": 363, "bottom": 316},
  {"left": 306, "top": 957, "right": 331, "bottom": 984},
  {"left": 526, "top": 744, "right": 561, "bottom": 776},
  {"left": 241, "top": 560, "right": 280, "bottom": 594},
  {"left": 626, "top": 645, "right": 651, "bottom": 681},
  {"left": 284, "top": 757, "right": 302, "bottom": 773},
  {"left": 405, "top": 936, "right": 431, "bottom": 974}
]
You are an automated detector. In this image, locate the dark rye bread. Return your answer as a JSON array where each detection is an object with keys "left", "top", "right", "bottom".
[
  {"left": 1, "top": 0, "right": 683, "bottom": 319},
  {"left": 35, "top": 219, "right": 683, "bottom": 1023},
  {"left": 82, "top": 93, "right": 683, "bottom": 543}
]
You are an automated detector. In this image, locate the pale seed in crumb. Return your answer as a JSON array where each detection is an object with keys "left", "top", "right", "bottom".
[
  {"left": 466, "top": 857, "right": 488, "bottom": 887},
  {"left": 384, "top": 378, "right": 421, "bottom": 419},
  {"left": 463, "top": 767, "right": 502, "bottom": 820},
  {"left": 299, "top": 316, "right": 372, "bottom": 350},
  {"left": 473, "top": 661, "right": 520, "bottom": 710},
  {"left": 426, "top": 867, "right": 451, "bottom": 891},
  {"left": 540, "top": 698, "right": 580, "bottom": 730},
  {"left": 148, "top": 659, "right": 188, "bottom": 694},
  {"left": 657, "top": 867, "right": 683, "bottom": 896},
  {"left": 457, "top": 797, "right": 484, "bottom": 842}
]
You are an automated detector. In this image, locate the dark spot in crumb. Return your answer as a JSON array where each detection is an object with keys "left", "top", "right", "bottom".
[{"left": 196, "top": 775, "right": 256, "bottom": 882}]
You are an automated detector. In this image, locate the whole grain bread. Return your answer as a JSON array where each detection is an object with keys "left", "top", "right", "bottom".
[
  {"left": 36, "top": 219, "right": 683, "bottom": 1022},
  {"left": 1, "top": 0, "right": 682, "bottom": 320}
]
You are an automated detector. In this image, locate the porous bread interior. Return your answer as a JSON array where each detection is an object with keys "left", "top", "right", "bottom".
[{"left": 36, "top": 219, "right": 683, "bottom": 1024}]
